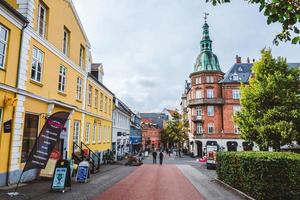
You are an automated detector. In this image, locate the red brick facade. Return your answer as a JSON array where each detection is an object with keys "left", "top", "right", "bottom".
[{"left": 141, "top": 119, "right": 161, "bottom": 150}]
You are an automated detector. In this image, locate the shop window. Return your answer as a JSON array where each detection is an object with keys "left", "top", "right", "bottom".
[{"left": 21, "top": 114, "right": 39, "bottom": 163}]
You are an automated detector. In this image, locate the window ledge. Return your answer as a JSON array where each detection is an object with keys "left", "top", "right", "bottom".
[
  {"left": 0, "top": 67, "right": 6, "bottom": 72},
  {"left": 57, "top": 91, "right": 67, "bottom": 96},
  {"left": 30, "top": 79, "right": 43, "bottom": 87},
  {"left": 76, "top": 99, "right": 82, "bottom": 103}
]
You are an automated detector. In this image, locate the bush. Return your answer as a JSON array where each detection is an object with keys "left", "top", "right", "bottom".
[{"left": 216, "top": 151, "right": 300, "bottom": 200}]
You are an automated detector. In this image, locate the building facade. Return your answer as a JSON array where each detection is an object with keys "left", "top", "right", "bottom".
[
  {"left": 112, "top": 98, "right": 131, "bottom": 159},
  {"left": 0, "top": 0, "right": 113, "bottom": 186},
  {"left": 141, "top": 118, "right": 161, "bottom": 150},
  {"left": 129, "top": 112, "right": 142, "bottom": 153}
]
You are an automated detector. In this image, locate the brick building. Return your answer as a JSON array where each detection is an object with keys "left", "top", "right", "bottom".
[
  {"left": 141, "top": 118, "right": 161, "bottom": 150},
  {"left": 181, "top": 19, "right": 300, "bottom": 157}
]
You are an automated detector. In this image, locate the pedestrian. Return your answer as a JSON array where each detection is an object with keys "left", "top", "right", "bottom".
[
  {"left": 152, "top": 150, "right": 157, "bottom": 164},
  {"left": 178, "top": 148, "right": 181, "bottom": 158},
  {"left": 159, "top": 151, "right": 164, "bottom": 165},
  {"left": 168, "top": 148, "right": 171, "bottom": 157}
]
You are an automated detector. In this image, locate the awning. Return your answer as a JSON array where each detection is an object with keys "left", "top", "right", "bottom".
[
  {"left": 242, "top": 141, "right": 253, "bottom": 147},
  {"left": 206, "top": 141, "right": 218, "bottom": 146},
  {"left": 227, "top": 141, "right": 238, "bottom": 147}
]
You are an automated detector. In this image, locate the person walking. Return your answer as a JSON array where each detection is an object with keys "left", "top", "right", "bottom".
[
  {"left": 152, "top": 150, "right": 157, "bottom": 164},
  {"left": 159, "top": 151, "right": 164, "bottom": 165}
]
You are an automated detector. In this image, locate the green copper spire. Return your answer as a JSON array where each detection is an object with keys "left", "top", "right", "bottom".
[{"left": 194, "top": 13, "right": 221, "bottom": 72}]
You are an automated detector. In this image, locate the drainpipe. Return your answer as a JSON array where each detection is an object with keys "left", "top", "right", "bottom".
[{"left": 6, "top": 22, "right": 28, "bottom": 186}]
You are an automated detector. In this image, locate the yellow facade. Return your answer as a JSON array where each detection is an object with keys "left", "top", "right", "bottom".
[{"left": 0, "top": 0, "right": 114, "bottom": 186}]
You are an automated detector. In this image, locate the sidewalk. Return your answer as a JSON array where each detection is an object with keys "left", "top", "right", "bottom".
[{"left": 0, "top": 160, "right": 133, "bottom": 200}]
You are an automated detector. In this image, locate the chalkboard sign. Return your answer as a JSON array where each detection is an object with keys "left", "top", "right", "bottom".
[
  {"left": 51, "top": 160, "right": 71, "bottom": 192},
  {"left": 76, "top": 161, "right": 90, "bottom": 183}
]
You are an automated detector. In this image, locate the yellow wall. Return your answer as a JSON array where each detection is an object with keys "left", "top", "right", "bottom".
[{"left": 5, "top": 0, "right": 18, "bottom": 9}]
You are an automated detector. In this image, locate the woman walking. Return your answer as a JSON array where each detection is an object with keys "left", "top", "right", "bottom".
[{"left": 159, "top": 151, "right": 164, "bottom": 165}]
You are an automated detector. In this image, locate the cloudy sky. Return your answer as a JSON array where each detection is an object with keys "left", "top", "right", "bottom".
[{"left": 73, "top": 0, "right": 300, "bottom": 113}]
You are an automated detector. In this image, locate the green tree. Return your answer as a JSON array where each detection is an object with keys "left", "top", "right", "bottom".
[
  {"left": 161, "top": 112, "right": 189, "bottom": 148},
  {"left": 206, "top": 0, "right": 300, "bottom": 45},
  {"left": 235, "top": 49, "right": 300, "bottom": 151}
]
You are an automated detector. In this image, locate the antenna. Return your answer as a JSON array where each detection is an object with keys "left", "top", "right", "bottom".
[{"left": 204, "top": 13, "right": 209, "bottom": 23}]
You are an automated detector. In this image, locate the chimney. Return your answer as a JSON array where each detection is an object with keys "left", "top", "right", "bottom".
[
  {"left": 247, "top": 57, "right": 250, "bottom": 64},
  {"left": 236, "top": 55, "right": 241, "bottom": 64},
  {"left": 91, "top": 63, "right": 104, "bottom": 83}
]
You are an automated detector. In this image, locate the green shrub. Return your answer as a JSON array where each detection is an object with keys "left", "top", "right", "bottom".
[{"left": 216, "top": 151, "right": 300, "bottom": 200}]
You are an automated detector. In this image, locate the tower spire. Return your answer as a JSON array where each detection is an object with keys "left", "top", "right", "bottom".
[
  {"left": 200, "top": 13, "right": 212, "bottom": 52},
  {"left": 204, "top": 12, "right": 209, "bottom": 23}
]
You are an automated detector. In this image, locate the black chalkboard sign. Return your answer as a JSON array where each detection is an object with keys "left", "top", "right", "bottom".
[
  {"left": 51, "top": 160, "right": 71, "bottom": 192},
  {"left": 3, "top": 120, "right": 12, "bottom": 133}
]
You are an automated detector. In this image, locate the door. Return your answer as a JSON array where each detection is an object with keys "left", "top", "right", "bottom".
[{"left": 196, "top": 141, "right": 202, "bottom": 157}]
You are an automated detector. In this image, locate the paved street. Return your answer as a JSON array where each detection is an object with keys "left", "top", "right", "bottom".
[{"left": 0, "top": 155, "right": 247, "bottom": 200}]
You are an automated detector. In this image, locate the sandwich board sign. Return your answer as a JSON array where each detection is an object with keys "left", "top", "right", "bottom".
[
  {"left": 76, "top": 161, "right": 90, "bottom": 183},
  {"left": 51, "top": 160, "right": 71, "bottom": 192}
]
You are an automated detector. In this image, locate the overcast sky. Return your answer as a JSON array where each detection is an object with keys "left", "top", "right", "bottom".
[{"left": 73, "top": 0, "right": 300, "bottom": 113}]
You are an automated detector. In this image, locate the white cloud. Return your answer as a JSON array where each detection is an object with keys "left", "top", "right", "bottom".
[{"left": 73, "top": 0, "right": 300, "bottom": 112}]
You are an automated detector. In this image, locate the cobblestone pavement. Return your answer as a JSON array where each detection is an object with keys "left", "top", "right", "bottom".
[{"left": 0, "top": 164, "right": 136, "bottom": 200}]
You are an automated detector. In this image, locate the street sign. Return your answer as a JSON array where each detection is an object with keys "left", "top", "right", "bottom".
[{"left": 76, "top": 161, "right": 90, "bottom": 183}]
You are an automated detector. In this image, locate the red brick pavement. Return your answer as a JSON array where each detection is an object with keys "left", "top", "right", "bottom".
[{"left": 94, "top": 164, "right": 204, "bottom": 200}]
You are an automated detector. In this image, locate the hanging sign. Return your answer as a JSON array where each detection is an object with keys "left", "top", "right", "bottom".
[
  {"left": 76, "top": 161, "right": 90, "bottom": 183},
  {"left": 51, "top": 160, "right": 71, "bottom": 191},
  {"left": 23, "top": 112, "right": 70, "bottom": 172},
  {"left": 3, "top": 120, "right": 12, "bottom": 133}
]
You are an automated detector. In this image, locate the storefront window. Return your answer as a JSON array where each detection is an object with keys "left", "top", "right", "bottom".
[{"left": 21, "top": 113, "right": 39, "bottom": 163}]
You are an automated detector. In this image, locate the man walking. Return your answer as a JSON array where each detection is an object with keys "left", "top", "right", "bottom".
[
  {"left": 152, "top": 150, "right": 157, "bottom": 164},
  {"left": 159, "top": 151, "right": 164, "bottom": 165}
]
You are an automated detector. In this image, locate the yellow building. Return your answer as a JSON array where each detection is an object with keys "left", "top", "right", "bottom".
[{"left": 0, "top": 0, "right": 114, "bottom": 186}]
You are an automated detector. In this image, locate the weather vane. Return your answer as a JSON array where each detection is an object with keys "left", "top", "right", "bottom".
[{"left": 204, "top": 12, "right": 209, "bottom": 22}]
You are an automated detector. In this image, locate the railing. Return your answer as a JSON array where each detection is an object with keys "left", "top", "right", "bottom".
[
  {"left": 72, "top": 142, "right": 84, "bottom": 165},
  {"left": 188, "top": 98, "right": 224, "bottom": 107},
  {"left": 81, "top": 142, "right": 100, "bottom": 173}
]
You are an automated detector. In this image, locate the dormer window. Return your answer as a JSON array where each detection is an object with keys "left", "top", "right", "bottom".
[
  {"left": 238, "top": 66, "right": 243, "bottom": 71},
  {"left": 232, "top": 72, "right": 239, "bottom": 81}
]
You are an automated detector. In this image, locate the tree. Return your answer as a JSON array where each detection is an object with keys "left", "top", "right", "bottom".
[
  {"left": 235, "top": 49, "right": 300, "bottom": 151},
  {"left": 206, "top": 0, "right": 300, "bottom": 45},
  {"left": 161, "top": 112, "right": 189, "bottom": 148}
]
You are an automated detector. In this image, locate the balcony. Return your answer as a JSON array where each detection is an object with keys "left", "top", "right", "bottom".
[
  {"left": 192, "top": 115, "right": 203, "bottom": 122},
  {"left": 193, "top": 131, "right": 205, "bottom": 139},
  {"left": 187, "top": 98, "right": 224, "bottom": 107}
]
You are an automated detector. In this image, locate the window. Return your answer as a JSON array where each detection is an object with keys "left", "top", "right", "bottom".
[
  {"left": 232, "top": 89, "right": 240, "bottom": 99},
  {"left": 85, "top": 123, "right": 90, "bottom": 144},
  {"left": 79, "top": 45, "right": 85, "bottom": 68},
  {"left": 206, "top": 76, "right": 214, "bottom": 83},
  {"left": 233, "top": 105, "right": 241, "bottom": 116},
  {"left": 207, "top": 89, "right": 214, "bottom": 98},
  {"left": 0, "top": 108, "right": 3, "bottom": 131},
  {"left": 37, "top": 3, "right": 46, "bottom": 37},
  {"left": 0, "top": 26, "right": 9, "bottom": 69},
  {"left": 31, "top": 47, "right": 44, "bottom": 82},
  {"left": 107, "top": 127, "right": 110, "bottom": 142},
  {"left": 73, "top": 121, "right": 80, "bottom": 150},
  {"left": 207, "top": 106, "right": 214, "bottom": 116},
  {"left": 195, "top": 89, "right": 202, "bottom": 99},
  {"left": 94, "top": 89, "right": 98, "bottom": 108},
  {"left": 76, "top": 77, "right": 82, "bottom": 100},
  {"left": 195, "top": 77, "right": 201, "bottom": 84},
  {"left": 92, "top": 124, "right": 96, "bottom": 143},
  {"left": 196, "top": 123, "right": 202, "bottom": 134},
  {"left": 104, "top": 96, "right": 108, "bottom": 113},
  {"left": 102, "top": 126, "right": 106, "bottom": 143},
  {"left": 234, "top": 124, "right": 240, "bottom": 134},
  {"left": 100, "top": 93, "right": 103, "bottom": 111},
  {"left": 63, "top": 28, "right": 70, "bottom": 55},
  {"left": 196, "top": 106, "right": 202, "bottom": 116},
  {"left": 88, "top": 85, "right": 92, "bottom": 106},
  {"left": 98, "top": 125, "right": 101, "bottom": 143},
  {"left": 58, "top": 65, "right": 67, "bottom": 92},
  {"left": 21, "top": 114, "right": 39, "bottom": 162},
  {"left": 108, "top": 99, "right": 112, "bottom": 115},
  {"left": 208, "top": 123, "right": 214, "bottom": 134}
]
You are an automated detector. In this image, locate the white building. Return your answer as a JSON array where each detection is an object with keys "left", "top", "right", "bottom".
[{"left": 112, "top": 98, "right": 131, "bottom": 160}]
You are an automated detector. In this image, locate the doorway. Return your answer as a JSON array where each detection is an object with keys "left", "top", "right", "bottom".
[{"left": 196, "top": 141, "right": 202, "bottom": 157}]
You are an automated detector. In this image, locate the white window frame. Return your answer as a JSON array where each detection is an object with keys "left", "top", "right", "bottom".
[
  {"left": 31, "top": 47, "right": 44, "bottom": 82},
  {"left": 73, "top": 121, "right": 80, "bottom": 151},
  {"left": 100, "top": 93, "right": 103, "bottom": 111},
  {"left": 76, "top": 77, "right": 82, "bottom": 100},
  {"left": 79, "top": 45, "right": 84, "bottom": 68},
  {"left": 196, "top": 123, "right": 202, "bottom": 134},
  {"left": 0, "top": 108, "right": 3, "bottom": 131},
  {"left": 104, "top": 96, "right": 107, "bottom": 113},
  {"left": 58, "top": 65, "right": 67, "bottom": 92},
  {"left": 208, "top": 123, "right": 214, "bottom": 134},
  {"left": 195, "top": 89, "right": 202, "bottom": 99},
  {"left": 107, "top": 127, "right": 110, "bottom": 142},
  {"left": 207, "top": 89, "right": 214, "bottom": 98},
  {"left": 102, "top": 126, "right": 106, "bottom": 143},
  {"left": 0, "top": 26, "right": 9, "bottom": 69},
  {"left": 88, "top": 85, "right": 92, "bottom": 106},
  {"left": 63, "top": 28, "right": 69, "bottom": 55},
  {"left": 98, "top": 125, "right": 101, "bottom": 143},
  {"left": 196, "top": 106, "right": 202, "bottom": 116},
  {"left": 207, "top": 106, "right": 214, "bottom": 116},
  {"left": 85, "top": 123, "right": 90, "bottom": 144},
  {"left": 206, "top": 76, "right": 214, "bottom": 83},
  {"left": 94, "top": 89, "right": 98, "bottom": 108},
  {"left": 37, "top": 3, "right": 46, "bottom": 37},
  {"left": 195, "top": 77, "right": 201, "bottom": 84},
  {"left": 92, "top": 124, "right": 96, "bottom": 144},
  {"left": 232, "top": 89, "right": 240, "bottom": 99}
]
